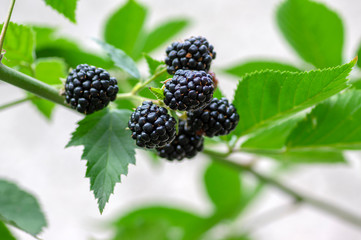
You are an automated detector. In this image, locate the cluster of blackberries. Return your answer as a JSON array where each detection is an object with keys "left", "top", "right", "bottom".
[
  {"left": 129, "top": 36, "right": 240, "bottom": 161},
  {"left": 64, "top": 64, "right": 119, "bottom": 114}
]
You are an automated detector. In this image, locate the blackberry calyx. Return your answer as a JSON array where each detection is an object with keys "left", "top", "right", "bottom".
[{"left": 65, "top": 64, "right": 119, "bottom": 114}]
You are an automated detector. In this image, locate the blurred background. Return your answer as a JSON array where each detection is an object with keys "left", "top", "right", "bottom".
[{"left": 1, "top": 0, "right": 361, "bottom": 239}]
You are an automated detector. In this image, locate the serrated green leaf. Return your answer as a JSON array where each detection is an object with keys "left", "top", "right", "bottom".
[
  {"left": 0, "top": 22, "right": 34, "bottom": 67},
  {"left": 204, "top": 162, "right": 242, "bottom": 215},
  {"left": 277, "top": 0, "right": 343, "bottom": 68},
  {"left": 242, "top": 115, "right": 304, "bottom": 150},
  {"left": 29, "top": 58, "right": 67, "bottom": 119},
  {"left": 0, "top": 221, "right": 16, "bottom": 240},
  {"left": 232, "top": 60, "right": 356, "bottom": 137},
  {"left": 113, "top": 206, "right": 205, "bottom": 240},
  {"left": 149, "top": 87, "right": 165, "bottom": 101},
  {"left": 142, "top": 19, "right": 189, "bottom": 53},
  {"left": 287, "top": 90, "right": 361, "bottom": 150},
  {"left": 224, "top": 60, "right": 300, "bottom": 77},
  {"left": 0, "top": 179, "right": 47, "bottom": 236},
  {"left": 33, "top": 26, "right": 112, "bottom": 69},
  {"left": 104, "top": 0, "right": 147, "bottom": 59},
  {"left": 96, "top": 40, "right": 140, "bottom": 79},
  {"left": 66, "top": 109, "right": 136, "bottom": 213},
  {"left": 43, "top": 0, "right": 78, "bottom": 23}
]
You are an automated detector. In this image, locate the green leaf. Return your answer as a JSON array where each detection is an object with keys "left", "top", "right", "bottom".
[
  {"left": 113, "top": 206, "right": 204, "bottom": 240},
  {"left": 224, "top": 60, "right": 300, "bottom": 77},
  {"left": 144, "top": 54, "right": 163, "bottom": 75},
  {"left": 142, "top": 20, "right": 189, "bottom": 53},
  {"left": 232, "top": 60, "right": 356, "bottom": 137},
  {"left": 0, "top": 221, "right": 16, "bottom": 240},
  {"left": 43, "top": 0, "right": 78, "bottom": 23},
  {"left": 204, "top": 162, "right": 242, "bottom": 215},
  {"left": 29, "top": 58, "right": 67, "bottom": 119},
  {"left": 242, "top": 115, "right": 303, "bottom": 150},
  {"left": 287, "top": 90, "right": 361, "bottom": 150},
  {"left": 96, "top": 40, "right": 140, "bottom": 79},
  {"left": 0, "top": 22, "right": 34, "bottom": 67},
  {"left": 170, "top": 110, "right": 179, "bottom": 134},
  {"left": 0, "top": 179, "right": 47, "bottom": 236},
  {"left": 104, "top": 0, "right": 147, "bottom": 59},
  {"left": 277, "top": 0, "right": 343, "bottom": 68},
  {"left": 66, "top": 109, "right": 136, "bottom": 213},
  {"left": 149, "top": 87, "right": 165, "bottom": 101},
  {"left": 213, "top": 88, "right": 225, "bottom": 99},
  {"left": 358, "top": 45, "right": 361, "bottom": 69}
]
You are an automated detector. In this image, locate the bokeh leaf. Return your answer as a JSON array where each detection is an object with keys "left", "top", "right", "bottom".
[
  {"left": 277, "top": 0, "right": 343, "bottom": 68},
  {"left": 287, "top": 90, "right": 361, "bottom": 149},
  {"left": 113, "top": 206, "right": 205, "bottom": 240},
  {"left": 224, "top": 60, "right": 300, "bottom": 78},
  {"left": 96, "top": 40, "right": 140, "bottom": 79},
  {"left": 66, "top": 109, "right": 136, "bottom": 213},
  {"left": 0, "top": 179, "right": 47, "bottom": 236},
  {"left": 43, "top": 0, "right": 78, "bottom": 23},
  {"left": 232, "top": 60, "right": 356, "bottom": 137},
  {"left": 0, "top": 22, "right": 34, "bottom": 67},
  {"left": 104, "top": 0, "right": 147, "bottom": 59},
  {"left": 142, "top": 20, "right": 189, "bottom": 53}
]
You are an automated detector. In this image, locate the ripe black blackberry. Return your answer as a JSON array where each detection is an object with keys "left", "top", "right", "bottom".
[
  {"left": 163, "top": 69, "right": 214, "bottom": 111},
  {"left": 156, "top": 121, "right": 204, "bottom": 161},
  {"left": 165, "top": 36, "right": 216, "bottom": 75},
  {"left": 187, "top": 97, "right": 239, "bottom": 137},
  {"left": 128, "top": 101, "right": 177, "bottom": 149},
  {"left": 65, "top": 64, "right": 119, "bottom": 114}
]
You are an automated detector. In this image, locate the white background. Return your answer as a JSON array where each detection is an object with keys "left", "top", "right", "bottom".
[{"left": 1, "top": 0, "right": 361, "bottom": 239}]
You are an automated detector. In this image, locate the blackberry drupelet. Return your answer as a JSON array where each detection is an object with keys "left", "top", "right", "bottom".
[
  {"left": 156, "top": 121, "right": 204, "bottom": 161},
  {"left": 187, "top": 97, "right": 239, "bottom": 137},
  {"left": 65, "top": 64, "right": 118, "bottom": 114},
  {"left": 163, "top": 69, "right": 214, "bottom": 111},
  {"left": 128, "top": 101, "right": 177, "bottom": 149},
  {"left": 165, "top": 36, "right": 216, "bottom": 75}
]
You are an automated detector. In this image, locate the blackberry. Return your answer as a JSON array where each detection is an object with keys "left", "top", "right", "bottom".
[
  {"left": 128, "top": 101, "right": 177, "bottom": 149},
  {"left": 163, "top": 69, "right": 214, "bottom": 111},
  {"left": 187, "top": 97, "right": 239, "bottom": 137},
  {"left": 65, "top": 64, "right": 119, "bottom": 114},
  {"left": 165, "top": 36, "right": 216, "bottom": 75},
  {"left": 156, "top": 121, "right": 204, "bottom": 161}
]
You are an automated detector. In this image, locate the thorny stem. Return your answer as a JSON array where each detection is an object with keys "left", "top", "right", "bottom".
[
  {"left": 0, "top": 95, "right": 35, "bottom": 111},
  {"left": 207, "top": 154, "right": 361, "bottom": 229},
  {"left": 0, "top": 0, "right": 16, "bottom": 60}
]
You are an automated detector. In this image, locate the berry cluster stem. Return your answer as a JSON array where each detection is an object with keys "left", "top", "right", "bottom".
[
  {"left": 205, "top": 151, "right": 361, "bottom": 229},
  {"left": 0, "top": 0, "right": 16, "bottom": 60},
  {"left": 131, "top": 68, "right": 167, "bottom": 95},
  {"left": 0, "top": 63, "right": 67, "bottom": 107}
]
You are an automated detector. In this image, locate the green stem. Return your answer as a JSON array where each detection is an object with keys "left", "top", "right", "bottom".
[
  {"left": 210, "top": 157, "right": 361, "bottom": 229},
  {"left": 0, "top": 0, "right": 16, "bottom": 58},
  {"left": 0, "top": 95, "right": 34, "bottom": 111},
  {"left": 0, "top": 63, "right": 67, "bottom": 107},
  {"left": 131, "top": 68, "right": 167, "bottom": 95}
]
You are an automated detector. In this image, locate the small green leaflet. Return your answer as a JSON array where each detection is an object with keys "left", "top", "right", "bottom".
[
  {"left": 43, "top": 0, "right": 78, "bottom": 23},
  {"left": 144, "top": 54, "right": 163, "bottom": 75},
  {"left": 96, "top": 40, "right": 140, "bottom": 79},
  {"left": 149, "top": 87, "right": 165, "bottom": 101},
  {"left": 0, "top": 179, "right": 47, "bottom": 236},
  {"left": 224, "top": 60, "right": 300, "bottom": 78},
  {"left": 170, "top": 110, "right": 179, "bottom": 134},
  {"left": 66, "top": 109, "right": 136, "bottom": 213},
  {"left": 287, "top": 90, "right": 361, "bottom": 150},
  {"left": 277, "top": 0, "right": 344, "bottom": 68},
  {"left": 0, "top": 22, "right": 35, "bottom": 67},
  {"left": 232, "top": 59, "right": 356, "bottom": 137}
]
